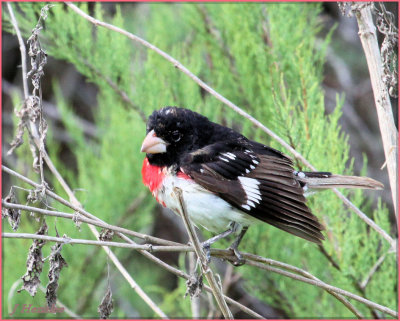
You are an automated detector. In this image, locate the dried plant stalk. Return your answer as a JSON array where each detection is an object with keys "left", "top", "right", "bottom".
[{"left": 353, "top": 3, "right": 398, "bottom": 217}]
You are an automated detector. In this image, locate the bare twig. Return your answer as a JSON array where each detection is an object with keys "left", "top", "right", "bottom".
[
  {"left": 188, "top": 252, "right": 202, "bottom": 318},
  {"left": 2, "top": 201, "right": 183, "bottom": 247},
  {"left": 64, "top": 2, "right": 395, "bottom": 249},
  {"left": 360, "top": 251, "right": 390, "bottom": 290},
  {"left": 7, "top": 3, "right": 29, "bottom": 98},
  {"left": 332, "top": 189, "right": 394, "bottom": 248},
  {"left": 236, "top": 253, "right": 364, "bottom": 318},
  {"left": 352, "top": 3, "right": 398, "bottom": 217},
  {"left": 3, "top": 233, "right": 191, "bottom": 252},
  {"left": 244, "top": 259, "right": 397, "bottom": 318},
  {"left": 174, "top": 187, "right": 233, "bottom": 319}
]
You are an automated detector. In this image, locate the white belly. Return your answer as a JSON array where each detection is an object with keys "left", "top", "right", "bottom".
[{"left": 156, "top": 175, "right": 258, "bottom": 234}]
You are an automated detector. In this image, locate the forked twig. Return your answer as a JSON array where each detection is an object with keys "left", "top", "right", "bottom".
[{"left": 174, "top": 187, "right": 233, "bottom": 319}]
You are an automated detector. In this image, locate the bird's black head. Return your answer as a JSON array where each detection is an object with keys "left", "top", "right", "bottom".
[{"left": 141, "top": 106, "right": 215, "bottom": 167}]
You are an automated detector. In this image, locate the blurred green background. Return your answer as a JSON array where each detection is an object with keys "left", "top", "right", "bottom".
[{"left": 2, "top": 2, "right": 397, "bottom": 319}]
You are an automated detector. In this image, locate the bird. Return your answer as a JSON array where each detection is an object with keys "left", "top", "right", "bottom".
[{"left": 141, "top": 106, "right": 384, "bottom": 265}]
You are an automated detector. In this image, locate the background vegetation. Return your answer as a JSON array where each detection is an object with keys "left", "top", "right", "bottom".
[{"left": 2, "top": 2, "right": 397, "bottom": 318}]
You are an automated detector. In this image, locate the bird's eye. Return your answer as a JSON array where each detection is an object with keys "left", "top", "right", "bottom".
[{"left": 171, "top": 130, "right": 181, "bottom": 142}]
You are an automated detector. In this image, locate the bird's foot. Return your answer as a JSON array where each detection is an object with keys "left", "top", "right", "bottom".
[
  {"left": 228, "top": 246, "right": 245, "bottom": 266},
  {"left": 201, "top": 242, "right": 212, "bottom": 263}
]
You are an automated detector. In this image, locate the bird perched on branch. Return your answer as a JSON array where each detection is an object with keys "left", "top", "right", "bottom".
[{"left": 141, "top": 106, "right": 383, "bottom": 265}]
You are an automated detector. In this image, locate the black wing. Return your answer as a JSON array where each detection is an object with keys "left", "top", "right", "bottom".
[{"left": 180, "top": 140, "right": 325, "bottom": 244}]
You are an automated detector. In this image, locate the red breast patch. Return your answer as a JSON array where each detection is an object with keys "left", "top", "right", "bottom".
[
  {"left": 142, "top": 158, "right": 191, "bottom": 207},
  {"left": 142, "top": 158, "right": 165, "bottom": 193}
]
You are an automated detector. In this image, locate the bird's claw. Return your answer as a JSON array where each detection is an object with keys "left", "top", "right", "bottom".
[
  {"left": 201, "top": 242, "right": 212, "bottom": 263},
  {"left": 228, "top": 246, "right": 245, "bottom": 266}
]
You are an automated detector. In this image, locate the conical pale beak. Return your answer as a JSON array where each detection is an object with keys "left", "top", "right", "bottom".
[{"left": 141, "top": 129, "right": 168, "bottom": 154}]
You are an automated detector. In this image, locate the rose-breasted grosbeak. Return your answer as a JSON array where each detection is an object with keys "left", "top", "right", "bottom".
[{"left": 141, "top": 106, "right": 383, "bottom": 265}]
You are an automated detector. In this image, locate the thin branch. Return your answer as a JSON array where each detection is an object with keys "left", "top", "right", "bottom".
[
  {"left": 7, "top": 3, "right": 29, "bottom": 98},
  {"left": 244, "top": 260, "right": 397, "bottom": 318},
  {"left": 236, "top": 253, "right": 364, "bottom": 318},
  {"left": 360, "top": 251, "right": 389, "bottom": 290},
  {"left": 174, "top": 187, "right": 233, "bottom": 319},
  {"left": 64, "top": 2, "right": 395, "bottom": 249},
  {"left": 188, "top": 252, "right": 202, "bottom": 319},
  {"left": 332, "top": 189, "right": 395, "bottom": 248},
  {"left": 2, "top": 233, "right": 191, "bottom": 252},
  {"left": 2, "top": 201, "right": 183, "bottom": 247}
]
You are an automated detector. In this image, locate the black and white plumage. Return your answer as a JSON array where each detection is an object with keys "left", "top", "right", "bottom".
[{"left": 141, "top": 106, "right": 383, "bottom": 263}]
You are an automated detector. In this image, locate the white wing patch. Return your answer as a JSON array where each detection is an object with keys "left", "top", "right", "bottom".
[
  {"left": 222, "top": 152, "right": 236, "bottom": 160},
  {"left": 238, "top": 177, "right": 261, "bottom": 209}
]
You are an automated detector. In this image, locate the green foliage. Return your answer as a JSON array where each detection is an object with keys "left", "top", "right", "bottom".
[{"left": 2, "top": 2, "right": 396, "bottom": 319}]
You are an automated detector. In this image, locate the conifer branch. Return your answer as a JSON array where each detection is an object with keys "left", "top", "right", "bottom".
[{"left": 64, "top": 2, "right": 395, "bottom": 249}]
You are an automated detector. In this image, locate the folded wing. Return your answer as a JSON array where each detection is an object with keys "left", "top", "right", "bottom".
[{"left": 180, "top": 141, "right": 325, "bottom": 244}]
